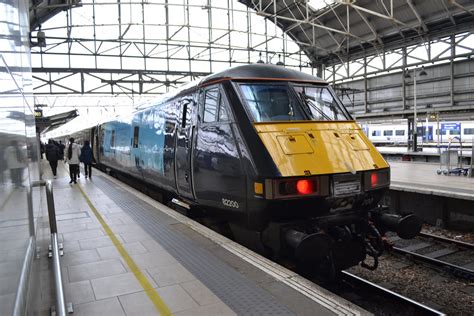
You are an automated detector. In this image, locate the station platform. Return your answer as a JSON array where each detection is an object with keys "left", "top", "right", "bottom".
[
  {"left": 377, "top": 146, "right": 472, "bottom": 164},
  {"left": 387, "top": 161, "right": 473, "bottom": 230},
  {"left": 389, "top": 161, "right": 474, "bottom": 201},
  {"left": 36, "top": 162, "right": 366, "bottom": 316}
]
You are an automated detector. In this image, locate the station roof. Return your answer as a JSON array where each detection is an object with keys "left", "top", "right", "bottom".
[
  {"left": 29, "top": 0, "right": 81, "bottom": 31},
  {"left": 30, "top": 1, "right": 474, "bottom": 66},
  {"left": 36, "top": 109, "right": 78, "bottom": 134},
  {"left": 239, "top": 0, "right": 474, "bottom": 66}
]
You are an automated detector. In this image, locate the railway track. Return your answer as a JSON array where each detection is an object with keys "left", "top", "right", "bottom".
[
  {"left": 340, "top": 271, "right": 445, "bottom": 316},
  {"left": 388, "top": 232, "right": 474, "bottom": 280}
]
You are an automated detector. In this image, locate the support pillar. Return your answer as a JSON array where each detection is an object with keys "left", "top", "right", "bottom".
[
  {"left": 450, "top": 35, "right": 455, "bottom": 107},
  {"left": 402, "top": 47, "right": 407, "bottom": 110},
  {"left": 364, "top": 56, "right": 368, "bottom": 113}
]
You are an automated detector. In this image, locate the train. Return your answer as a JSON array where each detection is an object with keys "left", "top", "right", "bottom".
[
  {"left": 64, "top": 64, "right": 421, "bottom": 275},
  {"left": 363, "top": 121, "right": 474, "bottom": 146}
]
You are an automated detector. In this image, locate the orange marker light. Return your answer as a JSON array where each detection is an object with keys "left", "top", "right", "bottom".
[
  {"left": 296, "top": 179, "right": 314, "bottom": 195},
  {"left": 371, "top": 172, "right": 378, "bottom": 187}
]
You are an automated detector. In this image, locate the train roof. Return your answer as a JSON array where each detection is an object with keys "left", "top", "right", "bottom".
[
  {"left": 136, "top": 64, "right": 327, "bottom": 111},
  {"left": 201, "top": 64, "right": 325, "bottom": 85}
]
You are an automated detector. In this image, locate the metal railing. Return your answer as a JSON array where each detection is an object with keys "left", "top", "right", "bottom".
[
  {"left": 12, "top": 237, "right": 35, "bottom": 316},
  {"left": 34, "top": 180, "right": 67, "bottom": 316}
]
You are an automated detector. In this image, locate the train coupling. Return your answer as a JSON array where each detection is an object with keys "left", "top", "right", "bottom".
[{"left": 370, "top": 207, "right": 422, "bottom": 239}]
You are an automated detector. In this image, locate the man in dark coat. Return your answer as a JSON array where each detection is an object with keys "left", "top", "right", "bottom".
[
  {"left": 79, "top": 140, "right": 93, "bottom": 179},
  {"left": 45, "top": 140, "right": 61, "bottom": 178},
  {"left": 57, "top": 140, "right": 65, "bottom": 160}
]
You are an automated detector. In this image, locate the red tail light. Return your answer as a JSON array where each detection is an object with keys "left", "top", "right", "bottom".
[
  {"left": 296, "top": 179, "right": 314, "bottom": 195},
  {"left": 364, "top": 169, "right": 390, "bottom": 191},
  {"left": 264, "top": 176, "right": 329, "bottom": 199},
  {"left": 370, "top": 172, "right": 378, "bottom": 187}
]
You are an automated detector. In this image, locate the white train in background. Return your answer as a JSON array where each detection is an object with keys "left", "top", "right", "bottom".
[{"left": 362, "top": 121, "right": 474, "bottom": 146}]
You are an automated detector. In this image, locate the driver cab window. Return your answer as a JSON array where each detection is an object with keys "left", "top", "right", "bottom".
[
  {"left": 239, "top": 84, "right": 305, "bottom": 122},
  {"left": 293, "top": 85, "right": 349, "bottom": 121}
]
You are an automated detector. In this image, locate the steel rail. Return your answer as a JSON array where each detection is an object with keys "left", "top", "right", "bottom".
[
  {"left": 419, "top": 232, "right": 474, "bottom": 250},
  {"left": 341, "top": 271, "right": 445, "bottom": 316},
  {"left": 391, "top": 246, "right": 474, "bottom": 281}
]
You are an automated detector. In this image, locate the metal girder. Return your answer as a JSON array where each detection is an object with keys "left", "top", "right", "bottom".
[
  {"left": 239, "top": 0, "right": 474, "bottom": 66},
  {"left": 353, "top": 7, "right": 383, "bottom": 45},
  {"left": 406, "top": 0, "right": 428, "bottom": 32},
  {"left": 324, "top": 31, "right": 474, "bottom": 84},
  {"left": 32, "top": 68, "right": 210, "bottom": 95},
  {"left": 335, "top": 0, "right": 410, "bottom": 29},
  {"left": 450, "top": 0, "right": 474, "bottom": 16}
]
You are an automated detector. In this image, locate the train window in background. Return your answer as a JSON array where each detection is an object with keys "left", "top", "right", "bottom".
[
  {"left": 450, "top": 129, "right": 460, "bottom": 135},
  {"left": 372, "top": 130, "right": 381, "bottom": 136},
  {"left": 203, "top": 88, "right": 219, "bottom": 123},
  {"left": 464, "top": 128, "right": 474, "bottom": 135},
  {"left": 436, "top": 129, "right": 447, "bottom": 135},
  {"left": 383, "top": 130, "right": 393, "bottom": 136},
  {"left": 293, "top": 85, "right": 350, "bottom": 121},
  {"left": 133, "top": 126, "right": 139, "bottom": 148},
  {"left": 395, "top": 130, "right": 405, "bottom": 136}
]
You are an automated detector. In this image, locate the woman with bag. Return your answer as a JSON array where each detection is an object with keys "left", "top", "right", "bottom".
[{"left": 66, "top": 138, "right": 81, "bottom": 184}]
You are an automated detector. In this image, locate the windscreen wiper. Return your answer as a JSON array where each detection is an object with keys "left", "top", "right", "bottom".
[{"left": 299, "top": 92, "right": 332, "bottom": 121}]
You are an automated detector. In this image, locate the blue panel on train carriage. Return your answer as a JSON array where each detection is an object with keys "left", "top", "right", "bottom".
[{"left": 138, "top": 107, "right": 165, "bottom": 175}]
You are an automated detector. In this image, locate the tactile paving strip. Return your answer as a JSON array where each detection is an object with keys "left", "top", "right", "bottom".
[{"left": 94, "top": 175, "right": 293, "bottom": 315}]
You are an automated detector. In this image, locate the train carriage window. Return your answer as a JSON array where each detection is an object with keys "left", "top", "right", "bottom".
[
  {"left": 464, "top": 128, "right": 474, "bottom": 135},
  {"left": 133, "top": 126, "right": 139, "bottom": 148},
  {"left": 203, "top": 88, "right": 219, "bottom": 123},
  {"left": 372, "top": 130, "right": 381, "bottom": 136},
  {"left": 181, "top": 101, "right": 188, "bottom": 128},
  {"left": 436, "top": 129, "right": 446, "bottom": 135},
  {"left": 383, "top": 130, "right": 393, "bottom": 136},
  {"left": 450, "top": 129, "right": 460, "bottom": 135},
  {"left": 110, "top": 130, "right": 115, "bottom": 147},
  {"left": 218, "top": 96, "right": 229, "bottom": 122},
  {"left": 395, "top": 130, "right": 405, "bottom": 136}
]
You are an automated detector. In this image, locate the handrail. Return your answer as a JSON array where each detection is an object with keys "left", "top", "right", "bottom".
[
  {"left": 32, "top": 180, "right": 67, "bottom": 316},
  {"left": 12, "top": 237, "right": 35, "bottom": 316}
]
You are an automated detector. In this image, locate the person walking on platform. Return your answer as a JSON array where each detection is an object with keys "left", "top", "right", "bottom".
[
  {"left": 57, "top": 140, "right": 65, "bottom": 160},
  {"left": 79, "top": 140, "right": 93, "bottom": 179},
  {"left": 77, "top": 142, "right": 82, "bottom": 179},
  {"left": 66, "top": 138, "right": 81, "bottom": 184},
  {"left": 45, "top": 140, "right": 61, "bottom": 178}
]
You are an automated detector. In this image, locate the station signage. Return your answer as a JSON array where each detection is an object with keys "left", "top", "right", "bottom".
[{"left": 441, "top": 123, "right": 460, "bottom": 131}]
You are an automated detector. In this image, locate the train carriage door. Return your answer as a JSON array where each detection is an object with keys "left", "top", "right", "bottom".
[
  {"left": 175, "top": 96, "right": 195, "bottom": 199},
  {"left": 131, "top": 113, "right": 143, "bottom": 177}
]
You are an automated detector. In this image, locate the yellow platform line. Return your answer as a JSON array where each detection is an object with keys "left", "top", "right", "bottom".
[{"left": 75, "top": 184, "right": 172, "bottom": 316}]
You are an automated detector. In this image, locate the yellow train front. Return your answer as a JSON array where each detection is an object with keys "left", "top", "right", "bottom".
[{"left": 91, "top": 64, "right": 421, "bottom": 274}]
